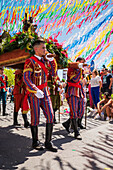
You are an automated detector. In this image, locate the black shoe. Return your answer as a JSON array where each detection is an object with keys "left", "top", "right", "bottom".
[
  {"left": 24, "top": 121, "right": 30, "bottom": 128},
  {"left": 62, "top": 122, "right": 70, "bottom": 133},
  {"left": 22, "top": 114, "right": 30, "bottom": 128},
  {"left": 45, "top": 123, "right": 57, "bottom": 152},
  {"left": 78, "top": 117, "right": 85, "bottom": 129},
  {"left": 3, "top": 113, "right": 8, "bottom": 116},
  {"left": 62, "top": 119, "right": 70, "bottom": 133},
  {"left": 45, "top": 142, "right": 57, "bottom": 152},
  {"left": 54, "top": 120, "right": 57, "bottom": 124},
  {"left": 71, "top": 118, "right": 82, "bottom": 140},
  {"left": 45, "top": 146, "right": 57, "bottom": 152},
  {"left": 13, "top": 122, "right": 21, "bottom": 126},
  {"left": 30, "top": 126, "right": 44, "bottom": 150},
  {"left": 75, "top": 131, "right": 82, "bottom": 140},
  {"left": 78, "top": 124, "right": 86, "bottom": 129},
  {"left": 32, "top": 142, "right": 44, "bottom": 150}
]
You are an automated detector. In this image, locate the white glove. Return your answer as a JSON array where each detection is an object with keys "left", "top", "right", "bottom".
[
  {"left": 45, "top": 53, "right": 54, "bottom": 61},
  {"left": 35, "top": 88, "right": 44, "bottom": 98},
  {"left": 78, "top": 63, "right": 83, "bottom": 68},
  {"left": 84, "top": 98, "right": 87, "bottom": 103}
]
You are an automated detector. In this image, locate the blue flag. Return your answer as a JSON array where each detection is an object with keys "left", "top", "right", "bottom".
[{"left": 90, "top": 60, "right": 95, "bottom": 72}]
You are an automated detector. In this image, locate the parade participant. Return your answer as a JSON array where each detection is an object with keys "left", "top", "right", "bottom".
[
  {"left": 62, "top": 57, "right": 86, "bottom": 139},
  {"left": 0, "top": 66, "right": 8, "bottom": 116},
  {"left": 13, "top": 69, "right": 29, "bottom": 128},
  {"left": 47, "top": 74, "right": 60, "bottom": 124},
  {"left": 23, "top": 38, "right": 57, "bottom": 152}
]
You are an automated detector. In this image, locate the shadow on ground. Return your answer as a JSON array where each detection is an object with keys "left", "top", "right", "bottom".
[
  {"left": 0, "top": 125, "right": 45, "bottom": 170},
  {"left": 76, "top": 126, "right": 113, "bottom": 170}
]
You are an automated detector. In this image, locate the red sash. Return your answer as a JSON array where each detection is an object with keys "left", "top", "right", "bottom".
[
  {"left": 0, "top": 76, "right": 6, "bottom": 90},
  {"left": 22, "top": 91, "right": 30, "bottom": 114},
  {"left": 68, "top": 81, "right": 81, "bottom": 88},
  {"left": 30, "top": 56, "right": 48, "bottom": 75},
  {"left": 37, "top": 82, "right": 47, "bottom": 90}
]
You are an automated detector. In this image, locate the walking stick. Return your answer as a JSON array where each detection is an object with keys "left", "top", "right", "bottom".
[
  {"left": 58, "top": 94, "right": 60, "bottom": 123},
  {"left": 85, "top": 100, "right": 87, "bottom": 128},
  {"left": 80, "top": 68, "right": 87, "bottom": 128},
  {"left": 0, "top": 101, "right": 1, "bottom": 115}
]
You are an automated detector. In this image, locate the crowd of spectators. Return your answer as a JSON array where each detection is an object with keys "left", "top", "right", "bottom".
[{"left": 1, "top": 66, "right": 113, "bottom": 124}]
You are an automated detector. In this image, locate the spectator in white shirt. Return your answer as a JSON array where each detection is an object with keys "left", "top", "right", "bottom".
[{"left": 90, "top": 69, "right": 102, "bottom": 109}]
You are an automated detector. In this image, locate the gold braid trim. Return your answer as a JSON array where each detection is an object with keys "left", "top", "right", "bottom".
[
  {"left": 47, "top": 80, "right": 51, "bottom": 83},
  {"left": 54, "top": 58, "right": 57, "bottom": 73},
  {"left": 22, "top": 109, "right": 31, "bottom": 114},
  {"left": 26, "top": 87, "right": 37, "bottom": 93},
  {"left": 70, "top": 74, "right": 76, "bottom": 80},
  {"left": 23, "top": 68, "right": 33, "bottom": 73}
]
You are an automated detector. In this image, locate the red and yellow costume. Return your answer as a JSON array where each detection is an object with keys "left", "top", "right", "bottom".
[
  {"left": 13, "top": 69, "right": 29, "bottom": 127},
  {"left": 66, "top": 67, "right": 85, "bottom": 119},
  {"left": 23, "top": 56, "right": 57, "bottom": 126},
  {"left": 13, "top": 70, "right": 29, "bottom": 114}
]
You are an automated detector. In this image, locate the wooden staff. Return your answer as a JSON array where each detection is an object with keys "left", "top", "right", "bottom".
[
  {"left": 58, "top": 94, "right": 60, "bottom": 123},
  {"left": 0, "top": 101, "right": 1, "bottom": 114},
  {"left": 85, "top": 100, "right": 87, "bottom": 128},
  {"left": 68, "top": 62, "right": 87, "bottom": 69}
]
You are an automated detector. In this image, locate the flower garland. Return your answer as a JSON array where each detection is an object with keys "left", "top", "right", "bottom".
[{"left": 0, "top": 27, "right": 68, "bottom": 69}]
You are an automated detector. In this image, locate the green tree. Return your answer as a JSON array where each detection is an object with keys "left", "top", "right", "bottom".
[{"left": 4, "top": 68, "right": 15, "bottom": 87}]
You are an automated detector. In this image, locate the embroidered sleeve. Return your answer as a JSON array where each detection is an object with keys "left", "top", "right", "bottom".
[
  {"left": 48, "top": 58, "right": 57, "bottom": 78},
  {"left": 23, "top": 59, "right": 37, "bottom": 93},
  {"left": 68, "top": 68, "right": 81, "bottom": 83}
]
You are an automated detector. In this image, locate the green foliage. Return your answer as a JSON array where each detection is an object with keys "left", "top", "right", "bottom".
[
  {"left": 111, "top": 94, "right": 113, "bottom": 99},
  {"left": 4, "top": 68, "right": 15, "bottom": 87},
  {"left": 0, "top": 32, "right": 39, "bottom": 55},
  {"left": 110, "top": 64, "right": 113, "bottom": 70},
  {"left": 0, "top": 30, "right": 68, "bottom": 68},
  {"left": 45, "top": 40, "right": 68, "bottom": 68}
]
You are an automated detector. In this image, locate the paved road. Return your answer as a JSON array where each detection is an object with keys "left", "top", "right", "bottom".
[{"left": 0, "top": 101, "right": 113, "bottom": 170}]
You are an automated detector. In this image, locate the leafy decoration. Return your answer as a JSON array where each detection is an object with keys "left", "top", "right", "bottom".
[{"left": 0, "top": 14, "right": 68, "bottom": 68}]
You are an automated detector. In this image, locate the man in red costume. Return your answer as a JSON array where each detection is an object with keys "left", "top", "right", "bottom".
[
  {"left": 13, "top": 69, "right": 29, "bottom": 127},
  {"left": 62, "top": 57, "right": 86, "bottom": 139},
  {"left": 23, "top": 38, "right": 57, "bottom": 152}
]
